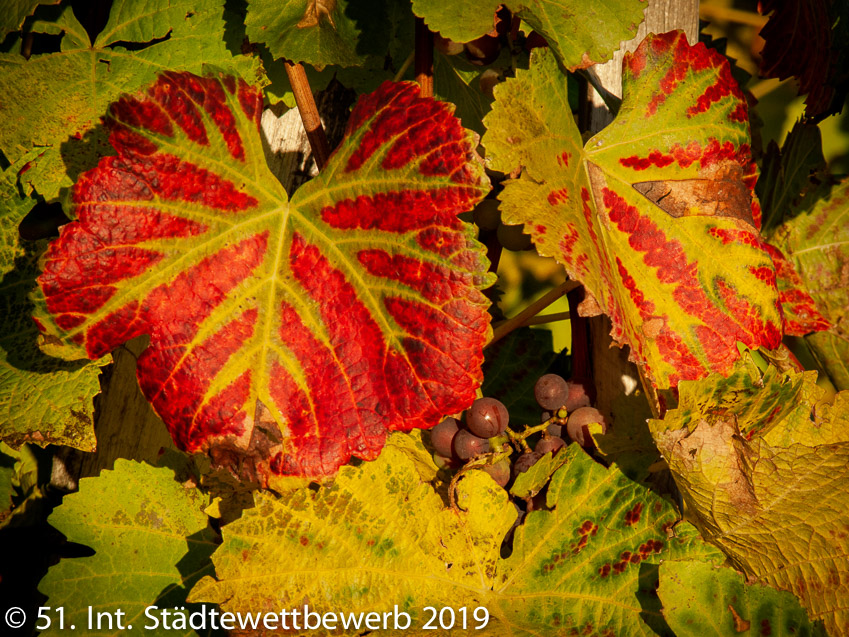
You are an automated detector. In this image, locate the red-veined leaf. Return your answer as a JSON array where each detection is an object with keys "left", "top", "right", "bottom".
[
  {"left": 484, "top": 32, "right": 787, "bottom": 390},
  {"left": 34, "top": 72, "right": 493, "bottom": 482}
]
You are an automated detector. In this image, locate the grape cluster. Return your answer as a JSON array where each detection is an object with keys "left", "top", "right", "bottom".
[
  {"left": 426, "top": 372, "right": 606, "bottom": 556},
  {"left": 431, "top": 397, "right": 510, "bottom": 484}
]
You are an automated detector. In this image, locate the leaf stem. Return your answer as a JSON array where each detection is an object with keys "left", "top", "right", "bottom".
[
  {"left": 284, "top": 60, "right": 331, "bottom": 170},
  {"left": 415, "top": 17, "right": 434, "bottom": 97},
  {"left": 394, "top": 51, "right": 415, "bottom": 82},
  {"left": 488, "top": 280, "right": 579, "bottom": 347},
  {"left": 494, "top": 311, "right": 571, "bottom": 329}
]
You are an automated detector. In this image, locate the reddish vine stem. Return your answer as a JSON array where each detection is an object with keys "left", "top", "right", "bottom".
[
  {"left": 414, "top": 17, "right": 434, "bottom": 97},
  {"left": 566, "top": 287, "right": 592, "bottom": 382},
  {"left": 284, "top": 60, "right": 331, "bottom": 170}
]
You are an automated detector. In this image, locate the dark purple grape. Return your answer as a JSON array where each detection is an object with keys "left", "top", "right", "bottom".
[
  {"left": 566, "top": 407, "right": 606, "bottom": 447},
  {"left": 564, "top": 379, "right": 593, "bottom": 411},
  {"left": 430, "top": 417, "right": 459, "bottom": 457},
  {"left": 546, "top": 422, "right": 563, "bottom": 437},
  {"left": 536, "top": 436, "right": 566, "bottom": 455},
  {"left": 482, "top": 459, "right": 511, "bottom": 487},
  {"left": 466, "top": 397, "right": 509, "bottom": 438},
  {"left": 512, "top": 451, "right": 542, "bottom": 478},
  {"left": 453, "top": 429, "right": 490, "bottom": 460},
  {"left": 534, "top": 374, "right": 570, "bottom": 410}
]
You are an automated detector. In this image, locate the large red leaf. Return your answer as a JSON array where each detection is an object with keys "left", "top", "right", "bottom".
[{"left": 35, "top": 72, "right": 492, "bottom": 481}]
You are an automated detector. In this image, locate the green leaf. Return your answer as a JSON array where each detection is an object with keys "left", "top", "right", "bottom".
[
  {"left": 774, "top": 178, "right": 849, "bottom": 389},
  {"left": 38, "top": 459, "right": 218, "bottom": 636},
  {"left": 650, "top": 360, "right": 849, "bottom": 636},
  {"left": 484, "top": 36, "right": 783, "bottom": 391},
  {"left": 0, "top": 0, "right": 260, "bottom": 200},
  {"left": 509, "top": 446, "right": 568, "bottom": 498},
  {"left": 806, "top": 330, "right": 849, "bottom": 390},
  {"left": 411, "top": 0, "right": 646, "bottom": 71},
  {"left": 757, "top": 120, "right": 830, "bottom": 233},
  {"left": 191, "top": 434, "right": 722, "bottom": 634},
  {"left": 246, "top": 0, "right": 391, "bottom": 68},
  {"left": 658, "top": 560, "right": 827, "bottom": 636},
  {"left": 0, "top": 161, "right": 103, "bottom": 452},
  {"left": 0, "top": 0, "right": 61, "bottom": 38}
]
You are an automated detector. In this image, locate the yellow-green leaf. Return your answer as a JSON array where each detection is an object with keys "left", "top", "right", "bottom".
[
  {"left": 191, "top": 433, "right": 722, "bottom": 635},
  {"left": 38, "top": 460, "right": 217, "bottom": 636},
  {"left": 658, "top": 560, "right": 827, "bottom": 636},
  {"left": 650, "top": 360, "right": 849, "bottom": 635}
]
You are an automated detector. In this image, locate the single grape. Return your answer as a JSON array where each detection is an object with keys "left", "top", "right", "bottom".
[
  {"left": 546, "top": 422, "right": 564, "bottom": 437},
  {"left": 566, "top": 407, "right": 606, "bottom": 447},
  {"left": 453, "top": 429, "right": 490, "bottom": 460},
  {"left": 482, "top": 458, "right": 511, "bottom": 487},
  {"left": 430, "top": 417, "right": 460, "bottom": 457},
  {"left": 496, "top": 222, "right": 533, "bottom": 251},
  {"left": 512, "top": 451, "right": 542, "bottom": 478},
  {"left": 473, "top": 199, "right": 501, "bottom": 230},
  {"left": 534, "top": 374, "right": 570, "bottom": 410},
  {"left": 565, "top": 379, "right": 593, "bottom": 411},
  {"left": 464, "top": 34, "right": 501, "bottom": 65},
  {"left": 466, "top": 397, "right": 509, "bottom": 438},
  {"left": 536, "top": 435, "right": 566, "bottom": 455},
  {"left": 434, "top": 33, "right": 464, "bottom": 56}
]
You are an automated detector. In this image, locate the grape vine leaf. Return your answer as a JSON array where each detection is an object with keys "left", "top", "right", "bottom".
[
  {"left": 245, "top": 0, "right": 391, "bottom": 68},
  {"left": 484, "top": 33, "right": 788, "bottom": 390},
  {"left": 658, "top": 560, "right": 827, "bottom": 636},
  {"left": 649, "top": 360, "right": 849, "bottom": 636},
  {"left": 34, "top": 73, "right": 493, "bottom": 482},
  {"left": 411, "top": 0, "right": 646, "bottom": 71},
  {"left": 758, "top": 0, "right": 849, "bottom": 120},
  {"left": 433, "top": 51, "right": 494, "bottom": 136},
  {"left": 0, "top": 0, "right": 61, "bottom": 37},
  {"left": 38, "top": 459, "right": 218, "bottom": 637},
  {"left": 774, "top": 179, "right": 849, "bottom": 390},
  {"left": 0, "top": 162, "right": 103, "bottom": 452},
  {"left": 757, "top": 120, "right": 830, "bottom": 233},
  {"left": 509, "top": 445, "right": 568, "bottom": 498},
  {"left": 190, "top": 433, "right": 723, "bottom": 635},
  {"left": 0, "top": 0, "right": 260, "bottom": 201}
]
